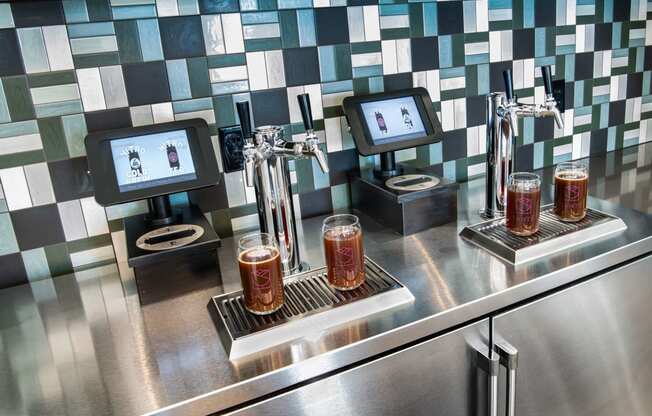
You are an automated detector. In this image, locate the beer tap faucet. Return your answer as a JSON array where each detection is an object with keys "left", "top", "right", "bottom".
[
  {"left": 484, "top": 65, "right": 564, "bottom": 217},
  {"left": 236, "top": 94, "right": 329, "bottom": 275}
]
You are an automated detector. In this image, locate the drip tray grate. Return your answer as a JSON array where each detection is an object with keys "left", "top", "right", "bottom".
[
  {"left": 460, "top": 205, "right": 627, "bottom": 265},
  {"left": 209, "top": 257, "right": 414, "bottom": 359}
]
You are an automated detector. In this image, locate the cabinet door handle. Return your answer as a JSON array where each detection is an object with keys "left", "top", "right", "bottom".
[
  {"left": 495, "top": 341, "right": 519, "bottom": 416},
  {"left": 474, "top": 346, "right": 500, "bottom": 416}
]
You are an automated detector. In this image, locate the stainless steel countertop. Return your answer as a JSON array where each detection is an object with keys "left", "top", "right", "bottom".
[{"left": 2, "top": 144, "right": 652, "bottom": 416}]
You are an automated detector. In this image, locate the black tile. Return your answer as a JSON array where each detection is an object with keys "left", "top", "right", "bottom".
[
  {"left": 515, "top": 143, "right": 533, "bottom": 172},
  {"left": 534, "top": 0, "right": 556, "bottom": 27},
  {"left": 609, "top": 100, "right": 626, "bottom": 126},
  {"left": 489, "top": 61, "right": 513, "bottom": 93},
  {"left": 513, "top": 29, "right": 535, "bottom": 60},
  {"left": 574, "top": 52, "right": 594, "bottom": 80},
  {"left": 11, "top": 205, "right": 65, "bottom": 251},
  {"left": 188, "top": 180, "right": 229, "bottom": 211},
  {"left": 299, "top": 188, "right": 333, "bottom": 219},
  {"left": 0, "top": 253, "right": 28, "bottom": 289},
  {"left": 626, "top": 72, "right": 643, "bottom": 99},
  {"left": 437, "top": 2, "right": 463, "bottom": 35},
  {"left": 594, "top": 23, "right": 612, "bottom": 51},
  {"left": 122, "top": 62, "right": 171, "bottom": 106},
  {"left": 11, "top": 1, "right": 65, "bottom": 27},
  {"left": 534, "top": 118, "right": 554, "bottom": 142},
  {"left": 384, "top": 73, "right": 412, "bottom": 91},
  {"left": 563, "top": 82, "right": 574, "bottom": 111},
  {"left": 159, "top": 16, "right": 206, "bottom": 60},
  {"left": 590, "top": 128, "right": 608, "bottom": 156},
  {"left": 315, "top": 8, "right": 349, "bottom": 45},
  {"left": 613, "top": 0, "right": 630, "bottom": 22},
  {"left": 466, "top": 95, "right": 486, "bottom": 127},
  {"left": 251, "top": 88, "right": 290, "bottom": 125},
  {"left": 198, "top": 0, "right": 239, "bottom": 13},
  {"left": 283, "top": 47, "right": 321, "bottom": 87},
  {"left": 442, "top": 128, "right": 467, "bottom": 161},
  {"left": 49, "top": 157, "right": 94, "bottom": 202},
  {"left": 411, "top": 37, "right": 439, "bottom": 71},
  {"left": 328, "top": 149, "right": 359, "bottom": 186},
  {"left": 0, "top": 30, "right": 24, "bottom": 76},
  {"left": 645, "top": 46, "right": 652, "bottom": 71},
  {"left": 87, "top": 0, "right": 112, "bottom": 21},
  {"left": 85, "top": 108, "right": 132, "bottom": 133}
]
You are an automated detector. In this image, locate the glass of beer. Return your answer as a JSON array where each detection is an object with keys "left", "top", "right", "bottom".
[
  {"left": 554, "top": 161, "right": 589, "bottom": 222},
  {"left": 322, "top": 214, "right": 365, "bottom": 290},
  {"left": 237, "top": 233, "right": 284, "bottom": 315},
  {"left": 506, "top": 173, "right": 541, "bottom": 236}
]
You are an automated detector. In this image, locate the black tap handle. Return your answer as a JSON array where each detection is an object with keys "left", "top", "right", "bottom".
[
  {"left": 236, "top": 101, "right": 252, "bottom": 139},
  {"left": 503, "top": 69, "right": 514, "bottom": 101},
  {"left": 297, "top": 93, "right": 314, "bottom": 131},
  {"left": 541, "top": 65, "right": 553, "bottom": 96}
]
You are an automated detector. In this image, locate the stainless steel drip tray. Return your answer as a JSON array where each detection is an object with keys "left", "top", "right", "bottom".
[
  {"left": 460, "top": 205, "right": 627, "bottom": 265},
  {"left": 208, "top": 257, "right": 414, "bottom": 360}
]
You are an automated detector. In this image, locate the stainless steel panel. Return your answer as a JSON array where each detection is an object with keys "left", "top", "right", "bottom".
[
  {"left": 460, "top": 205, "right": 627, "bottom": 264},
  {"left": 225, "top": 319, "right": 492, "bottom": 416},
  {"left": 494, "top": 255, "right": 652, "bottom": 416}
]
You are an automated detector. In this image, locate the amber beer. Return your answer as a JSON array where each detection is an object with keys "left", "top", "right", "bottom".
[
  {"left": 322, "top": 214, "right": 365, "bottom": 290},
  {"left": 554, "top": 162, "right": 589, "bottom": 222},
  {"left": 505, "top": 173, "right": 541, "bottom": 236},
  {"left": 237, "top": 233, "right": 284, "bottom": 315}
]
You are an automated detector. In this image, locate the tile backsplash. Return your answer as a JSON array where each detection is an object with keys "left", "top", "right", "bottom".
[{"left": 0, "top": 0, "right": 650, "bottom": 287}]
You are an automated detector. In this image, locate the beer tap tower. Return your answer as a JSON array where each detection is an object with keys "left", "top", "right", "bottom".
[
  {"left": 484, "top": 65, "right": 564, "bottom": 217},
  {"left": 236, "top": 94, "right": 329, "bottom": 276}
]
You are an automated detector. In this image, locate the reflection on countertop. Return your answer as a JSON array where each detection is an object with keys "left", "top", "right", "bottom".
[{"left": 1, "top": 143, "right": 651, "bottom": 416}]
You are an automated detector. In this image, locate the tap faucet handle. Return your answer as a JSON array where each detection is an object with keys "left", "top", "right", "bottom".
[
  {"left": 236, "top": 101, "right": 253, "bottom": 139},
  {"left": 502, "top": 69, "right": 515, "bottom": 102},
  {"left": 541, "top": 65, "right": 553, "bottom": 97},
  {"left": 243, "top": 144, "right": 256, "bottom": 187},
  {"left": 311, "top": 143, "right": 329, "bottom": 174},
  {"left": 297, "top": 93, "right": 314, "bottom": 133}
]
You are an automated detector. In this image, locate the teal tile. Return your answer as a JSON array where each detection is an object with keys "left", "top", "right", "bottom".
[
  {"left": 438, "top": 35, "right": 452, "bottom": 68},
  {"left": 213, "top": 95, "right": 237, "bottom": 127},
  {"left": 443, "top": 160, "right": 455, "bottom": 180},
  {"left": 38, "top": 117, "right": 69, "bottom": 161},
  {"left": 0, "top": 120, "right": 38, "bottom": 139},
  {"left": 112, "top": 5, "right": 157, "bottom": 20},
  {"left": 297, "top": 9, "right": 316, "bottom": 47},
  {"left": 607, "top": 126, "right": 616, "bottom": 151},
  {"left": 207, "top": 53, "right": 247, "bottom": 68},
  {"left": 44, "top": 243, "right": 73, "bottom": 277},
  {"left": 0, "top": 4, "right": 15, "bottom": 28},
  {"left": 603, "top": 0, "right": 613, "bottom": 22},
  {"left": 535, "top": 27, "right": 546, "bottom": 58},
  {"left": 0, "top": 80, "right": 10, "bottom": 124},
  {"left": 17, "top": 28, "right": 50, "bottom": 73},
  {"left": 187, "top": 57, "right": 211, "bottom": 97},
  {"left": 353, "top": 66, "right": 383, "bottom": 78},
  {"left": 533, "top": 141, "right": 544, "bottom": 169},
  {"left": 63, "top": 0, "right": 90, "bottom": 23},
  {"left": 212, "top": 80, "right": 250, "bottom": 95},
  {"left": 22, "top": 248, "right": 52, "bottom": 282},
  {"left": 137, "top": 19, "right": 164, "bottom": 61},
  {"left": 167, "top": 59, "right": 192, "bottom": 100},
  {"left": 178, "top": 0, "right": 200, "bottom": 14},
  {"left": 277, "top": 0, "right": 311, "bottom": 8},
  {"left": 62, "top": 113, "right": 88, "bottom": 157},
  {"left": 173, "top": 97, "right": 213, "bottom": 113},
  {"left": 68, "top": 22, "right": 115, "bottom": 38},
  {"left": 115, "top": 20, "right": 143, "bottom": 63},
  {"left": 3, "top": 76, "right": 35, "bottom": 122},
  {"left": 330, "top": 183, "right": 350, "bottom": 211},
  {"left": 295, "top": 158, "right": 315, "bottom": 193},
  {"left": 477, "top": 63, "right": 489, "bottom": 95},
  {"left": 318, "top": 45, "right": 352, "bottom": 83},
  {"left": 279, "top": 10, "right": 300, "bottom": 48},
  {"left": 0, "top": 213, "right": 19, "bottom": 255},
  {"left": 242, "top": 11, "right": 279, "bottom": 24},
  {"left": 35, "top": 101, "right": 83, "bottom": 118},
  {"left": 423, "top": 2, "right": 437, "bottom": 36}
]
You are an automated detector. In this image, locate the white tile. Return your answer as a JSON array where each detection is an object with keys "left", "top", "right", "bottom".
[
  {"left": 231, "top": 213, "right": 259, "bottom": 232},
  {"left": 152, "top": 102, "right": 174, "bottom": 123},
  {"left": 58, "top": 200, "right": 88, "bottom": 241},
  {"left": 454, "top": 98, "right": 466, "bottom": 129},
  {"left": 265, "top": 50, "right": 285, "bottom": 88},
  {"left": 351, "top": 52, "right": 382, "bottom": 67},
  {"left": 24, "top": 163, "right": 55, "bottom": 206},
  {"left": 246, "top": 52, "right": 268, "bottom": 90},
  {"left": 17, "top": 28, "right": 50, "bottom": 73},
  {"left": 325, "top": 117, "right": 343, "bottom": 152},
  {"left": 30, "top": 84, "right": 80, "bottom": 105},
  {"left": 243, "top": 23, "right": 280, "bottom": 40},
  {"left": 209, "top": 65, "right": 248, "bottom": 82},
  {"left": 576, "top": 25, "right": 585, "bottom": 53},
  {"left": 222, "top": 13, "right": 245, "bottom": 54},
  {"left": 500, "top": 30, "right": 512, "bottom": 61},
  {"left": 465, "top": 41, "right": 489, "bottom": 55},
  {"left": 202, "top": 14, "right": 225, "bottom": 55},
  {"left": 80, "top": 196, "right": 109, "bottom": 236},
  {"left": 513, "top": 60, "right": 524, "bottom": 89},
  {"left": 647, "top": 21, "right": 652, "bottom": 46},
  {"left": 130, "top": 105, "right": 154, "bottom": 126},
  {"left": 287, "top": 86, "right": 304, "bottom": 123},
  {"left": 304, "top": 84, "right": 323, "bottom": 120},
  {"left": 70, "top": 246, "right": 115, "bottom": 268},
  {"left": 489, "top": 31, "right": 501, "bottom": 62},
  {"left": 466, "top": 125, "right": 480, "bottom": 156},
  {"left": 380, "top": 15, "right": 409, "bottom": 29},
  {"left": 111, "top": 230, "right": 128, "bottom": 262},
  {"left": 224, "top": 171, "right": 247, "bottom": 206},
  {"left": 100, "top": 65, "right": 128, "bottom": 109},
  {"left": 563, "top": 109, "right": 574, "bottom": 137},
  {"left": 566, "top": 0, "right": 576, "bottom": 25},
  {"left": 381, "top": 40, "right": 397, "bottom": 75},
  {"left": 77, "top": 68, "right": 106, "bottom": 112},
  {"left": 156, "top": 0, "right": 179, "bottom": 16},
  {"left": 523, "top": 59, "right": 534, "bottom": 88},
  {"left": 42, "top": 26, "right": 74, "bottom": 71},
  {"left": 427, "top": 70, "right": 440, "bottom": 102},
  {"left": 70, "top": 36, "right": 118, "bottom": 54},
  {"left": 440, "top": 100, "right": 455, "bottom": 132},
  {"left": 440, "top": 76, "right": 466, "bottom": 91},
  {"left": 0, "top": 167, "right": 32, "bottom": 211},
  {"left": 348, "top": 7, "right": 364, "bottom": 42},
  {"left": 363, "top": 6, "right": 380, "bottom": 41},
  {"left": 0, "top": 133, "right": 42, "bottom": 155},
  {"left": 396, "top": 39, "right": 411, "bottom": 73}
]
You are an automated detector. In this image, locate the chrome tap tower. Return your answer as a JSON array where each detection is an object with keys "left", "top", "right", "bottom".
[
  {"left": 484, "top": 65, "right": 564, "bottom": 217},
  {"left": 236, "top": 94, "right": 328, "bottom": 275}
]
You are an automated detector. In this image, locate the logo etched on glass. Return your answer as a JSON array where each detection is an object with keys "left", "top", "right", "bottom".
[{"left": 254, "top": 268, "right": 272, "bottom": 290}]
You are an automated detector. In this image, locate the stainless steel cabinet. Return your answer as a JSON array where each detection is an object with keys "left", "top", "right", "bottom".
[
  {"left": 225, "top": 319, "right": 493, "bottom": 416},
  {"left": 494, "top": 256, "right": 652, "bottom": 416}
]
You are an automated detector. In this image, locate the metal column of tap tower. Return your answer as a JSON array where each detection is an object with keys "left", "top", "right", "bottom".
[
  {"left": 484, "top": 65, "right": 564, "bottom": 217},
  {"left": 236, "top": 94, "right": 329, "bottom": 275}
]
